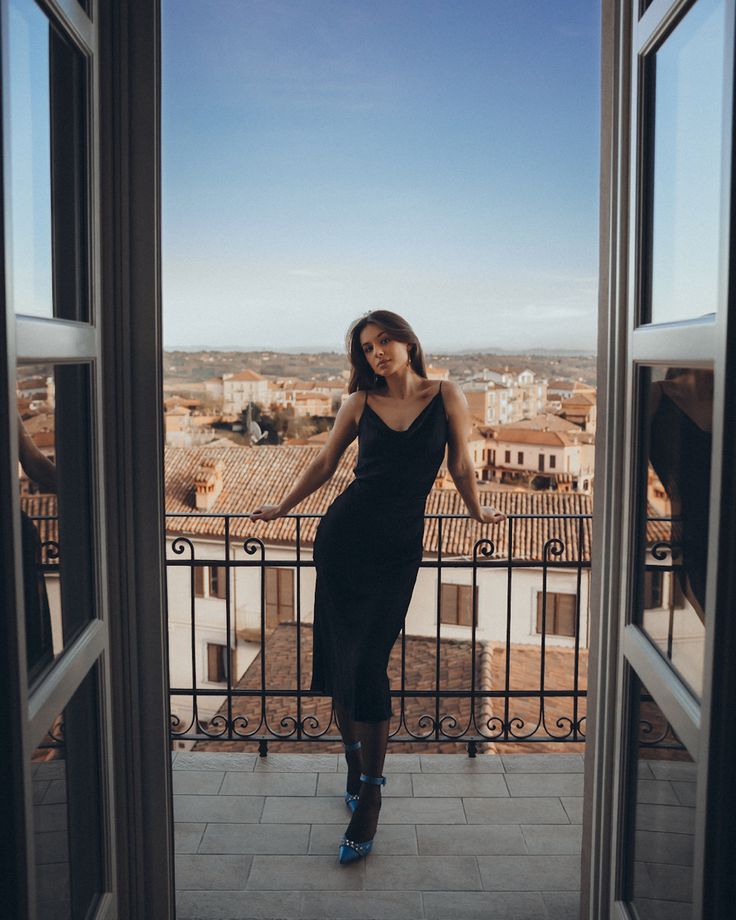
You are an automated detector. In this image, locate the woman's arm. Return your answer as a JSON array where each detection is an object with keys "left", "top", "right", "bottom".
[
  {"left": 17, "top": 413, "right": 57, "bottom": 492},
  {"left": 249, "top": 392, "right": 364, "bottom": 521},
  {"left": 442, "top": 382, "right": 505, "bottom": 525}
]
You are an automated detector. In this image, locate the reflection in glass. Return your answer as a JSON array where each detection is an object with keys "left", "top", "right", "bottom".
[
  {"left": 31, "top": 666, "right": 104, "bottom": 918},
  {"left": 18, "top": 365, "right": 96, "bottom": 683},
  {"left": 646, "top": 0, "right": 726, "bottom": 325},
  {"left": 626, "top": 679, "right": 696, "bottom": 920},
  {"left": 8, "top": 0, "right": 89, "bottom": 320},
  {"left": 638, "top": 366, "right": 712, "bottom": 696}
]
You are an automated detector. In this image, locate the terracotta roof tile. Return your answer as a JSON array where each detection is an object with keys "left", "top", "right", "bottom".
[{"left": 165, "top": 445, "right": 595, "bottom": 561}]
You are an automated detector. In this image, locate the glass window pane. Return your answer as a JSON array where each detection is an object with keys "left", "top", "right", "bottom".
[
  {"left": 31, "top": 664, "right": 105, "bottom": 919},
  {"left": 18, "top": 364, "right": 97, "bottom": 684},
  {"left": 643, "top": 0, "right": 726, "bottom": 325},
  {"left": 8, "top": 0, "right": 89, "bottom": 321},
  {"left": 624, "top": 678, "right": 696, "bottom": 919},
  {"left": 636, "top": 366, "right": 712, "bottom": 697}
]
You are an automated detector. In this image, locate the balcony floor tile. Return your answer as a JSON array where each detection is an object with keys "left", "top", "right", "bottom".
[
  {"left": 543, "top": 890, "right": 582, "bottom": 920},
  {"left": 422, "top": 890, "right": 547, "bottom": 920},
  {"left": 175, "top": 752, "right": 258, "bottom": 772},
  {"left": 175, "top": 853, "right": 252, "bottom": 890},
  {"left": 506, "top": 773, "right": 584, "bottom": 797},
  {"left": 416, "top": 824, "right": 527, "bottom": 856},
  {"left": 463, "top": 796, "right": 570, "bottom": 825},
  {"left": 174, "top": 794, "right": 265, "bottom": 824},
  {"left": 247, "top": 855, "right": 365, "bottom": 890},
  {"left": 176, "top": 890, "right": 302, "bottom": 920},
  {"left": 560, "top": 797, "right": 583, "bottom": 825},
  {"left": 254, "top": 753, "right": 338, "bottom": 773},
  {"left": 412, "top": 773, "right": 509, "bottom": 798},
  {"left": 365, "top": 855, "right": 482, "bottom": 891},
  {"left": 299, "top": 890, "right": 423, "bottom": 919},
  {"left": 419, "top": 754, "right": 504, "bottom": 773},
  {"left": 199, "top": 823, "right": 311, "bottom": 855},
  {"left": 521, "top": 824, "right": 583, "bottom": 855},
  {"left": 174, "top": 822, "right": 206, "bottom": 854},
  {"left": 477, "top": 854, "right": 581, "bottom": 892},
  {"left": 220, "top": 772, "right": 318, "bottom": 796},
  {"left": 172, "top": 770, "right": 225, "bottom": 795},
  {"left": 500, "top": 753, "right": 584, "bottom": 773},
  {"left": 172, "top": 752, "right": 584, "bottom": 916}
]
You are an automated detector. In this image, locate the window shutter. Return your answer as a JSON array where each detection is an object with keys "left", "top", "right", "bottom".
[
  {"left": 556, "top": 593, "right": 577, "bottom": 637},
  {"left": 194, "top": 566, "right": 205, "bottom": 597},
  {"left": 212, "top": 565, "right": 227, "bottom": 599},
  {"left": 207, "top": 643, "right": 224, "bottom": 682},
  {"left": 440, "top": 583, "right": 458, "bottom": 624},
  {"left": 536, "top": 592, "right": 545, "bottom": 633},
  {"left": 278, "top": 568, "right": 294, "bottom": 621},
  {"left": 265, "top": 568, "right": 279, "bottom": 628},
  {"left": 458, "top": 585, "right": 475, "bottom": 627},
  {"left": 537, "top": 592, "right": 576, "bottom": 637}
]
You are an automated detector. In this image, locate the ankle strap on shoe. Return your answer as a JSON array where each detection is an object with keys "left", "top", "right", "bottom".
[
  {"left": 343, "top": 740, "right": 362, "bottom": 751},
  {"left": 359, "top": 773, "right": 386, "bottom": 785}
]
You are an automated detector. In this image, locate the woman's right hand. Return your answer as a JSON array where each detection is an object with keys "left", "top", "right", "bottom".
[{"left": 249, "top": 504, "right": 284, "bottom": 522}]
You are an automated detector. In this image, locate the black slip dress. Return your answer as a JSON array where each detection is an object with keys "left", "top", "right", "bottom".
[{"left": 310, "top": 381, "right": 448, "bottom": 723}]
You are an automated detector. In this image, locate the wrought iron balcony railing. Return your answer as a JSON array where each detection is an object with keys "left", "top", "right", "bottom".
[{"left": 164, "top": 512, "right": 592, "bottom": 754}]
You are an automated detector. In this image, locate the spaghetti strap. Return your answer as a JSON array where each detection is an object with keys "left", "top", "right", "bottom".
[{"left": 358, "top": 389, "right": 369, "bottom": 424}]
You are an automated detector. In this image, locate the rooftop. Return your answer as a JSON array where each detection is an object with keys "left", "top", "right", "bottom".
[
  {"left": 163, "top": 446, "right": 594, "bottom": 560},
  {"left": 171, "top": 750, "right": 584, "bottom": 920}
]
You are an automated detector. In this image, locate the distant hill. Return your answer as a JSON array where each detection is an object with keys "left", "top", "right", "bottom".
[{"left": 163, "top": 348, "right": 597, "bottom": 388}]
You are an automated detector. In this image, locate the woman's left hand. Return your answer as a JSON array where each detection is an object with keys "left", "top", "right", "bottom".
[{"left": 473, "top": 506, "right": 506, "bottom": 525}]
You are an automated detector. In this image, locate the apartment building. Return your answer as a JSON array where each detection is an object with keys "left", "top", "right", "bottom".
[
  {"left": 462, "top": 366, "right": 547, "bottom": 425},
  {"left": 222, "top": 369, "right": 269, "bottom": 414}
]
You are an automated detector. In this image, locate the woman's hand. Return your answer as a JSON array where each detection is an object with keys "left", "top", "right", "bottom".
[
  {"left": 249, "top": 504, "right": 284, "bottom": 522},
  {"left": 473, "top": 506, "right": 506, "bottom": 525}
]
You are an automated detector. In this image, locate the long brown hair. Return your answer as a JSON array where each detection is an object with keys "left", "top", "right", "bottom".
[{"left": 346, "top": 310, "right": 428, "bottom": 394}]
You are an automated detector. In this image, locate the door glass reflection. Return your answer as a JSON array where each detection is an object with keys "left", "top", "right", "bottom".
[
  {"left": 625, "top": 678, "right": 696, "bottom": 919},
  {"left": 18, "top": 364, "right": 97, "bottom": 684},
  {"left": 644, "top": 0, "right": 726, "bottom": 325},
  {"left": 8, "top": 0, "right": 89, "bottom": 320},
  {"left": 31, "top": 665, "right": 104, "bottom": 919},
  {"left": 637, "top": 366, "right": 712, "bottom": 697}
]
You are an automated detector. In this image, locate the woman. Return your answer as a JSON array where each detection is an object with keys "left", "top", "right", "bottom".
[{"left": 250, "top": 310, "right": 505, "bottom": 864}]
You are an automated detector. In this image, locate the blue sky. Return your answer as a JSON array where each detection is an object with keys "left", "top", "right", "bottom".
[{"left": 162, "top": 0, "right": 600, "bottom": 352}]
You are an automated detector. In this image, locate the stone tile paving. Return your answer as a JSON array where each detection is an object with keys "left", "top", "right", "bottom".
[{"left": 174, "top": 752, "right": 583, "bottom": 920}]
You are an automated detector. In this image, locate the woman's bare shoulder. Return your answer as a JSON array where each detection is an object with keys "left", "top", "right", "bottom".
[
  {"left": 438, "top": 379, "right": 465, "bottom": 405},
  {"left": 339, "top": 390, "right": 367, "bottom": 423}
]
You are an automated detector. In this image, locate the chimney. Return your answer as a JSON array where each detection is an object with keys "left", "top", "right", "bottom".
[{"left": 194, "top": 459, "right": 224, "bottom": 510}]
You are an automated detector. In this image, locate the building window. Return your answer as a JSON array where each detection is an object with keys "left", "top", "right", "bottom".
[
  {"left": 504, "top": 450, "right": 511, "bottom": 463},
  {"left": 265, "top": 567, "right": 294, "bottom": 627},
  {"left": 536, "top": 592, "right": 577, "bottom": 637},
  {"left": 440, "top": 583, "right": 477, "bottom": 627},
  {"left": 194, "top": 565, "right": 227, "bottom": 598},
  {"left": 643, "top": 569, "right": 664, "bottom": 608},
  {"left": 549, "top": 455, "right": 556, "bottom": 469},
  {"left": 206, "top": 642, "right": 233, "bottom": 683},
  {"left": 517, "top": 451, "right": 524, "bottom": 464}
]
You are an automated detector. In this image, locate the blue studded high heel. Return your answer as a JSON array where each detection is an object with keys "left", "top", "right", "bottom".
[
  {"left": 338, "top": 772, "right": 386, "bottom": 864},
  {"left": 342, "top": 740, "right": 362, "bottom": 812}
]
